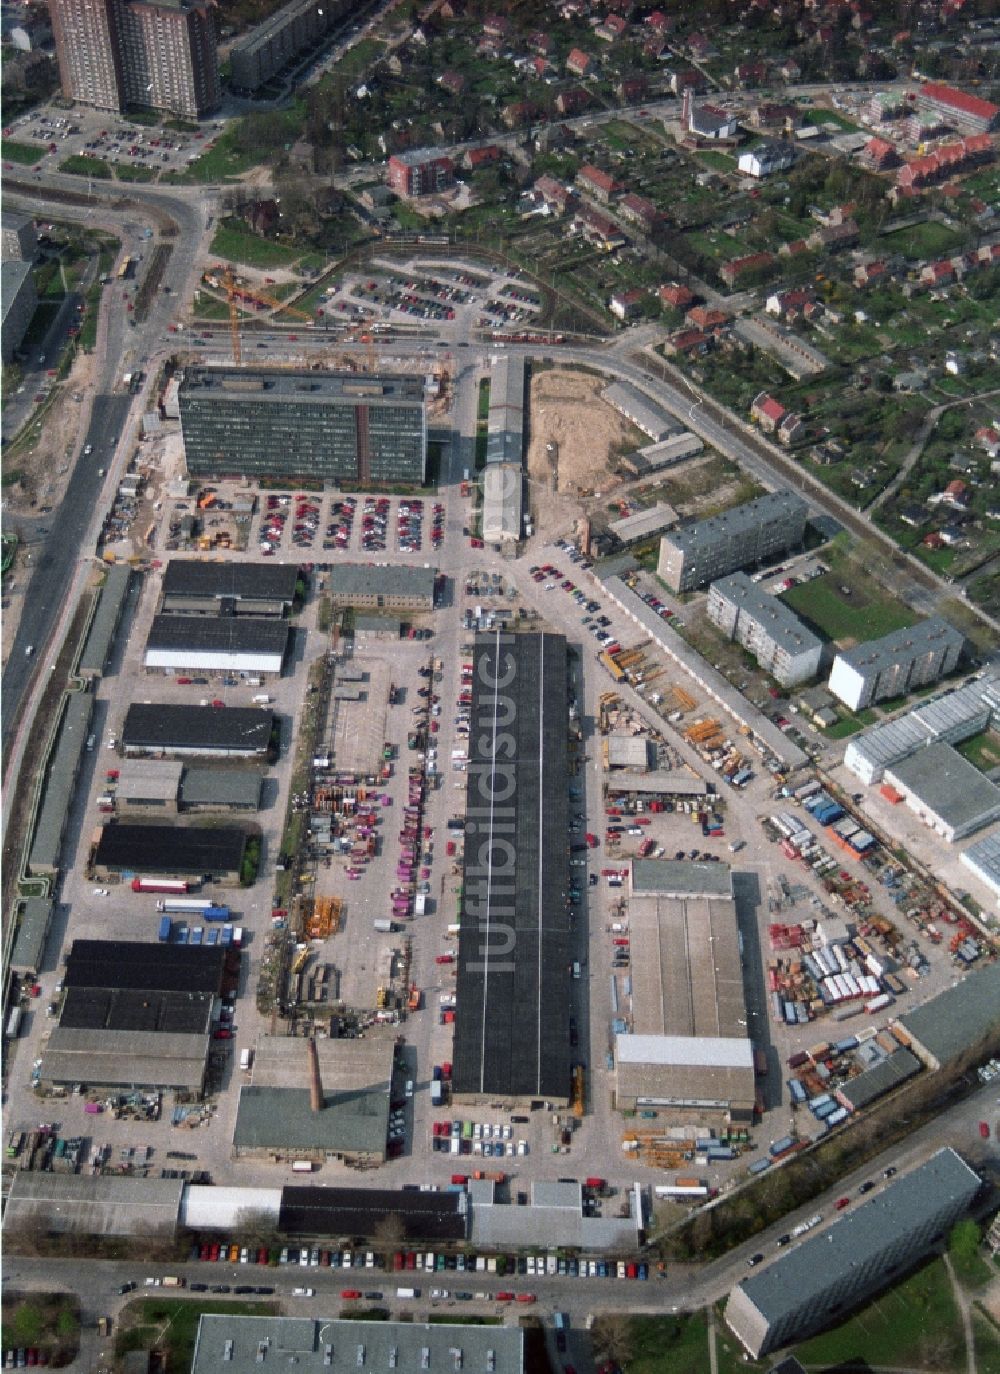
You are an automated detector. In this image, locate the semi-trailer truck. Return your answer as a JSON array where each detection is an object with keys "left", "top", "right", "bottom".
[{"left": 131, "top": 877, "right": 188, "bottom": 894}]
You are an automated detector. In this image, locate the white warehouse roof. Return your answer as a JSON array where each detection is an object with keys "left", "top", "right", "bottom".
[
  {"left": 180, "top": 1185, "right": 283, "bottom": 1230},
  {"left": 616, "top": 1034, "right": 755, "bottom": 1068}
]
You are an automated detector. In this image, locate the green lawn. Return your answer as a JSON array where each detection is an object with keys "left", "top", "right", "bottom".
[
  {"left": 821, "top": 708, "right": 879, "bottom": 739},
  {"left": 972, "top": 1311, "right": 1000, "bottom": 1374},
  {"left": 1, "top": 139, "right": 44, "bottom": 164},
  {"left": 880, "top": 220, "right": 968, "bottom": 261},
  {"left": 781, "top": 572, "right": 917, "bottom": 646},
  {"left": 792, "top": 1257, "right": 965, "bottom": 1371},
  {"left": 174, "top": 133, "right": 260, "bottom": 183},
  {"left": 625, "top": 1312, "right": 716, "bottom": 1374},
  {"left": 955, "top": 730, "right": 1000, "bottom": 773},
  {"left": 58, "top": 155, "right": 112, "bottom": 179},
  {"left": 209, "top": 221, "right": 306, "bottom": 270},
  {"left": 115, "top": 162, "right": 157, "bottom": 182},
  {"left": 804, "top": 107, "right": 860, "bottom": 132}
]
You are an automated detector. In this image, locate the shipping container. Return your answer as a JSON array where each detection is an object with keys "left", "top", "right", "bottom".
[{"left": 158, "top": 915, "right": 173, "bottom": 942}]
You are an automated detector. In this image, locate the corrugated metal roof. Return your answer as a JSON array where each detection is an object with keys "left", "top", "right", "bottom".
[
  {"left": 5, "top": 1173, "right": 184, "bottom": 1237},
  {"left": 631, "top": 859, "right": 733, "bottom": 897},
  {"left": 616, "top": 1035, "right": 754, "bottom": 1067}
]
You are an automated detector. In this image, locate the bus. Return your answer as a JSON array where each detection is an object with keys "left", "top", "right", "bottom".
[{"left": 117, "top": 256, "right": 133, "bottom": 281}]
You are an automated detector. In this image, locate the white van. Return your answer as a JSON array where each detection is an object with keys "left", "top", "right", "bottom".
[{"left": 252, "top": 693, "right": 271, "bottom": 705}]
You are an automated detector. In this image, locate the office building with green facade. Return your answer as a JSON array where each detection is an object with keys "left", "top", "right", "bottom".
[{"left": 178, "top": 367, "right": 427, "bottom": 485}]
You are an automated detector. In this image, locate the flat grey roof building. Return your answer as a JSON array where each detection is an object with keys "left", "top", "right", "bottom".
[
  {"left": 10, "top": 897, "right": 54, "bottom": 974},
  {"left": 482, "top": 462, "right": 523, "bottom": 543},
  {"left": 233, "top": 1086, "right": 389, "bottom": 1162},
  {"left": 605, "top": 770, "right": 708, "bottom": 796},
  {"left": 39, "top": 1028, "right": 211, "bottom": 1093},
  {"left": 4, "top": 1173, "right": 184, "bottom": 1238},
  {"left": 1, "top": 258, "right": 37, "bottom": 363},
  {"left": 829, "top": 616, "right": 964, "bottom": 711},
  {"left": 894, "top": 963, "right": 1000, "bottom": 1069},
  {"left": 28, "top": 692, "right": 94, "bottom": 874},
  {"left": 885, "top": 741, "right": 1000, "bottom": 842},
  {"left": 328, "top": 563, "right": 436, "bottom": 610},
  {"left": 836, "top": 1047, "right": 921, "bottom": 1111},
  {"left": 181, "top": 767, "right": 264, "bottom": 811},
  {"left": 604, "top": 734, "right": 654, "bottom": 770},
  {"left": 657, "top": 492, "right": 808, "bottom": 592},
  {"left": 191, "top": 1318, "right": 524, "bottom": 1374},
  {"left": 708, "top": 573, "right": 823, "bottom": 688},
  {"left": 79, "top": 564, "right": 132, "bottom": 675},
  {"left": 631, "top": 857, "right": 734, "bottom": 898},
  {"left": 469, "top": 1178, "right": 643, "bottom": 1252},
  {"left": 725, "top": 1149, "right": 982, "bottom": 1358},
  {"left": 602, "top": 381, "right": 679, "bottom": 442}
]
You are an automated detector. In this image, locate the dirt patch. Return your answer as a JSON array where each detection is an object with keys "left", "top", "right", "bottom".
[
  {"left": 526, "top": 368, "right": 639, "bottom": 539},
  {"left": 640, "top": 452, "right": 764, "bottom": 522}
]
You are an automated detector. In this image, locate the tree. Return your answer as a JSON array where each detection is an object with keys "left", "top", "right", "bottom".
[
  {"left": 373, "top": 1213, "right": 406, "bottom": 1258},
  {"left": 948, "top": 1219, "right": 981, "bottom": 1266},
  {"left": 590, "top": 1314, "right": 634, "bottom": 1367}
]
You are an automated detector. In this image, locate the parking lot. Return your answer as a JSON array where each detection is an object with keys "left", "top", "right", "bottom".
[
  {"left": 3, "top": 105, "right": 225, "bottom": 178},
  {"left": 319, "top": 264, "right": 543, "bottom": 333}
]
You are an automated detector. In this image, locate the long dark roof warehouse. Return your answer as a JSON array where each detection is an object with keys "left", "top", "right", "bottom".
[
  {"left": 451, "top": 632, "right": 573, "bottom": 1107},
  {"left": 122, "top": 704, "right": 274, "bottom": 759}
]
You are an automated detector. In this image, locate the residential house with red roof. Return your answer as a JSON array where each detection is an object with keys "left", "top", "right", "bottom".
[
  {"left": 720, "top": 252, "right": 775, "bottom": 286},
  {"left": 862, "top": 137, "right": 899, "bottom": 171},
  {"left": 555, "top": 87, "right": 590, "bottom": 116},
  {"left": 686, "top": 305, "right": 729, "bottom": 330},
  {"left": 660, "top": 282, "right": 695, "bottom": 310},
  {"left": 918, "top": 82, "right": 1000, "bottom": 134},
  {"left": 663, "top": 327, "right": 712, "bottom": 356},
  {"left": 618, "top": 192, "right": 660, "bottom": 232},
  {"left": 765, "top": 287, "right": 814, "bottom": 320},
  {"left": 576, "top": 164, "right": 621, "bottom": 204},
  {"left": 566, "top": 48, "right": 595, "bottom": 77},
  {"left": 751, "top": 392, "right": 788, "bottom": 433},
  {"left": 596, "top": 14, "right": 628, "bottom": 41}
]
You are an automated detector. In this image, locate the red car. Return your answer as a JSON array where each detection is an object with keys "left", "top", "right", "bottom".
[
  {"left": 515, "top": 1293, "right": 536, "bottom": 1304},
  {"left": 835, "top": 1196, "right": 850, "bottom": 1210},
  {"left": 213, "top": 1028, "right": 232, "bottom": 1040},
  {"left": 979, "top": 1121, "right": 991, "bottom": 1139},
  {"left": 495, "top": 1292, "right": 515, "bottom": 1303},
  {"left": 341, "top": 1289, "right": 362, "bottom": 1300}
]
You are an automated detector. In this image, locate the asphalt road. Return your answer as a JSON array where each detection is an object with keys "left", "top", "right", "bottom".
[{"left": 1, "top": 393, "right": 131, "bottom": 757}]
